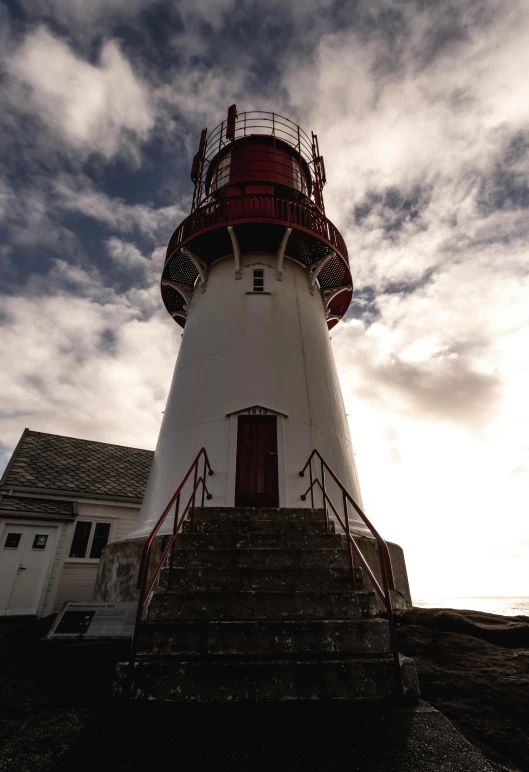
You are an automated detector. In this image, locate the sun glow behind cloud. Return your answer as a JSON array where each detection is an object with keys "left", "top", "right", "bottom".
[{"left": 1, "top": 0, "right": 528, "bottom": 596}]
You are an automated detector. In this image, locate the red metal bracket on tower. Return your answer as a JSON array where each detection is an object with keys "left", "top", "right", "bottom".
[{"left": 226, "top": 104, "right": 237, "bottom": 140}]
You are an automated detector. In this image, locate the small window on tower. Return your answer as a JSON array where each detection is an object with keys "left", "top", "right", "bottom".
[
  {"left": 292, "top": 158, "right": 307, "bottom": 195},
  {"left": 253, "top": 269, "right": 265, "bottom": 292},
  {"left": 210, "top": 151, "right": 231, "bottom": 192}
]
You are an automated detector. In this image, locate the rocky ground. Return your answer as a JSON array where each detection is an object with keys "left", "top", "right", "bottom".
[
  {"left": 394, "top": 607, "right": 529, "bottom": 771},
  {"left": 0, "top": 607, "right": 527, "bottom": 771}
]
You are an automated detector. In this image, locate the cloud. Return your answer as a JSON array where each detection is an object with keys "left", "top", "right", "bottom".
[
  {"left": 7, "top": 27, "right": 154, "bottom": 160},
  {"left": 53, "top": 174, "right": 185, "bottom": 239},
  {"left": 106, "top": 238, "right": 150, "bottom": 270},
  {"left": 18, "top": 0, "right": 159, "bottom": 40},
  {"left": 0, "top": 260, "right": 178, "bottom": 467}
]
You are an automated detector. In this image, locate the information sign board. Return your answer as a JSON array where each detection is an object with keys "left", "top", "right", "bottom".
[{"left": 47, "top": 602, "right": 137, "bottom": 639}]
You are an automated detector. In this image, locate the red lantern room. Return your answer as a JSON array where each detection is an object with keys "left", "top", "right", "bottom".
[{"left": 162, "top": 106, "right": 353, "bottom": 330}]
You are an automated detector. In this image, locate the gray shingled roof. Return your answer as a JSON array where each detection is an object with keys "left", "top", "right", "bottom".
[
  {"left": 0, "top": 495, "right": 75, "bottom": 520},
  {"left": 0, "top": 429, "right": 153, "bottom": 502}
]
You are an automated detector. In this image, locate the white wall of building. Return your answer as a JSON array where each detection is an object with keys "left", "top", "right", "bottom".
[
  {"left": 53, "top": 501, "right": 140, "bottom": 611},
  {"left": 0, "top": 500, "right": 141, "bottom": 616},
  {"left": 0, "top": 518, "right": 63, "bottom": 616},
  {"left": 132, "top": 250, "right": 364, "bottom": 539}
]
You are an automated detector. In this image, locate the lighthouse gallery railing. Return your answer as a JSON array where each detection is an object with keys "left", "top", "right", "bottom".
[{"left": 165, "top": 194, "right": 349, "bottom": 265}]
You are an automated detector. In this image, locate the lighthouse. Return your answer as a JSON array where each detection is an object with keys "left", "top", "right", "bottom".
[
  {"left": 133, "top": 107, "right": 369, "bottom": 534},
  {"left": 98, "top": 107, "right": 416, "bottom": 701}
]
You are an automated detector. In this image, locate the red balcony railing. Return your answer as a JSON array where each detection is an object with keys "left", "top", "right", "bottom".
[{"left": 166, "top": 194, "right": 349, "bottom": 266}]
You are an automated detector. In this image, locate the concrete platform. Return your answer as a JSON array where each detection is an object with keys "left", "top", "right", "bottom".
[{"left": 70, "top": 701, "right": 497, "bottom": 771}]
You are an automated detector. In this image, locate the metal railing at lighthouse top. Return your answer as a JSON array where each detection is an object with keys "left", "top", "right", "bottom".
[
  {"left": 190, "top": 109, "right": 328, "bottom": 214},
  {"left": 165, "top": 193, "right": 349, "bottom": 266}
]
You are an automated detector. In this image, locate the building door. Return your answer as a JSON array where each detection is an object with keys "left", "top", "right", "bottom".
[
  {"left": 235, "top": 415, "right": 279, "bottom": 507},
  {"left": 0, "top": 524, "right": 57, "bottom": 615}
]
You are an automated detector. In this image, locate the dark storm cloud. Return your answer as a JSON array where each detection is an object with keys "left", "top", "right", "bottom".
[
  {"left": 354, "top": 185, "right": 432, "bottom": 234},
  {"left": 477, "top": 132, "right": 529, "bottom": 216}
]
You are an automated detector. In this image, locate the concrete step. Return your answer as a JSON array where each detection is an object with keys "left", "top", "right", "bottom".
[
  {"left": 173, "top": 548, "right": 350, "bottom": 569},
  {"left": 189, "top": 507, "right": 326, "bottom": 522},
  {"left": 182, "top": 518, "right": 334, "bottom": 534},
  {"left": 136, "top": 618, "right": 391, "bottom": 657},
  {"left": 146, "top": 590, "right": 377, "bottom": 620},
  {"left": 162, "top": 567, "right": 354, "bottom": 592},
  {"left": 174, "top": 533, "right": 347, "bottom": 550},
  {"left": 115, "top": 655, "right": 419, "bottom": 702}
]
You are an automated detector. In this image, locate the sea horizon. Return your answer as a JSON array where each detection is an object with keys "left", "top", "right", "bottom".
[{"left": 413, "top": 595, "right": 529, "bottom": 616}]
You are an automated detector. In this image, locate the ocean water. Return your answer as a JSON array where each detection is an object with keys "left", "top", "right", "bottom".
[{"left": 413, "top": 596, "right": 529, "bottom": 617}]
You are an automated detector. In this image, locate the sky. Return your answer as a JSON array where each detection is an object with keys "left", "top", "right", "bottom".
[{"left": 1, "top": 0, "right": 528, "bottom": 598}]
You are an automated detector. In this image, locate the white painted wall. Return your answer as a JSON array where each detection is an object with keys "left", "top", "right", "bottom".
[
  {"left": 0, "top": 519, "right": 60, "bottom": 616},
  {"left": 131, "top": 250, "right": 364, "bottom": 539},
  {"left": 53, "top": 501, "right": 140, "bottom": 611}
]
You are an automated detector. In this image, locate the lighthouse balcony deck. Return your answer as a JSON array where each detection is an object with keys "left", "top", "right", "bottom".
[{"left": 162, "top": 194, "right": 353, "bottom": 328}]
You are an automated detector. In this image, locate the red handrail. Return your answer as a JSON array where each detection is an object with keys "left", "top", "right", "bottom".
[
  {"left": 299, "top": 449, "right": 403, "bottom": 694},
  {"left": 132, "top": 448, "right": 214, "bottom": 656}
]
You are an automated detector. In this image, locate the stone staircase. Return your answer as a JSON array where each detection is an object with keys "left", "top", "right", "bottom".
[{"left": 114, "top": 507, "right": 419, "bottom": 701}]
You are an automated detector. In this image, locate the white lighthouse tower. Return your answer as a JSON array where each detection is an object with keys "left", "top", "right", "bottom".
[
  {"left": 96, "top": 106, "right": 411, "bottom": 615},
  {"left": 98, "top": 106, "right": 416, "bottom": 702},
  {"left": 134, "top": 108, "right": 364, "bottom": 534}
]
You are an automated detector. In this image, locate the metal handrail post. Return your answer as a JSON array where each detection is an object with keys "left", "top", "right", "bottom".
[
  {"left": 191, "top": 463, "right": 198, "bottom": 510},
  {"left": 309, "top": 459, "right": 314, "bottom": 509},
  {"left": 379, "top": 544, "right": 403, "bottom": 695},
  {"left": 321, "top": 458, "right": 329, "bottom": 532},
  {"left": 167, "top": 492, "right": 180, "bottom": 590},
  {"left": 190, "top": 462, "right": 198, "bottom": 529},
  {"left": 343, "top": 491, "right": 356, "bottom": 588},
  {"left": 201, "top": 454, "right": 207, "bottom": 506}
]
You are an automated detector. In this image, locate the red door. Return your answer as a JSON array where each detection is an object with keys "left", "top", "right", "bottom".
[{"left": 235, "top": 416, "right": 279, "bottom": 507}]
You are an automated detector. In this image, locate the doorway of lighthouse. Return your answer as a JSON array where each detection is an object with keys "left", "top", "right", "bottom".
[{"left": 235, "top": 415, "right": 279, "bottom": 508}]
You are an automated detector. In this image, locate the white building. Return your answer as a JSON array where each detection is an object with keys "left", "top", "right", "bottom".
[{"left": 0, "top": 429, "right": 151, "bottom": 617}]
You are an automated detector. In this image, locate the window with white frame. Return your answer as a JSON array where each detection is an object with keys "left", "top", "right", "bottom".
[
  {"left": 292, "top": 158, "right": 308, "bottom": 195},
  {"left": 253, "top": 268, "right": 265, "bottom": 292},
  {"left": 68, "top": 520, "right": 113, "bottom": 560},
  {"left": 246, "top": 264, "right": 269, "bottom": 294},
  {"left": 210, "top": 150, "right": 231, "bottom": 192}
]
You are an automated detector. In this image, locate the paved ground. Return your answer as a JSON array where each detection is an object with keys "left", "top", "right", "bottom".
[
  {"left": 49, "top": 700, "right": 498, "bottom": 772},
  {"left": 1, "top": 614, "right": 524, "bottom": 771}
]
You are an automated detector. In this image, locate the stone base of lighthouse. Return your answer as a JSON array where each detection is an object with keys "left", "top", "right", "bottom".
[
  {"left": 93, "top": 509, "right": 412, "bottom": 612},
  {"left": 97, "top": 506, "right": 418, "bottom": 702}
]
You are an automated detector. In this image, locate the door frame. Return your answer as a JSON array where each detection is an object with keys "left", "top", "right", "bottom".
[
  {"left": 226, "top": 405, "right": 287, "bottom": 507},
  {"left": 0, "top": 520, "right": 59, "bottom": 617}
]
